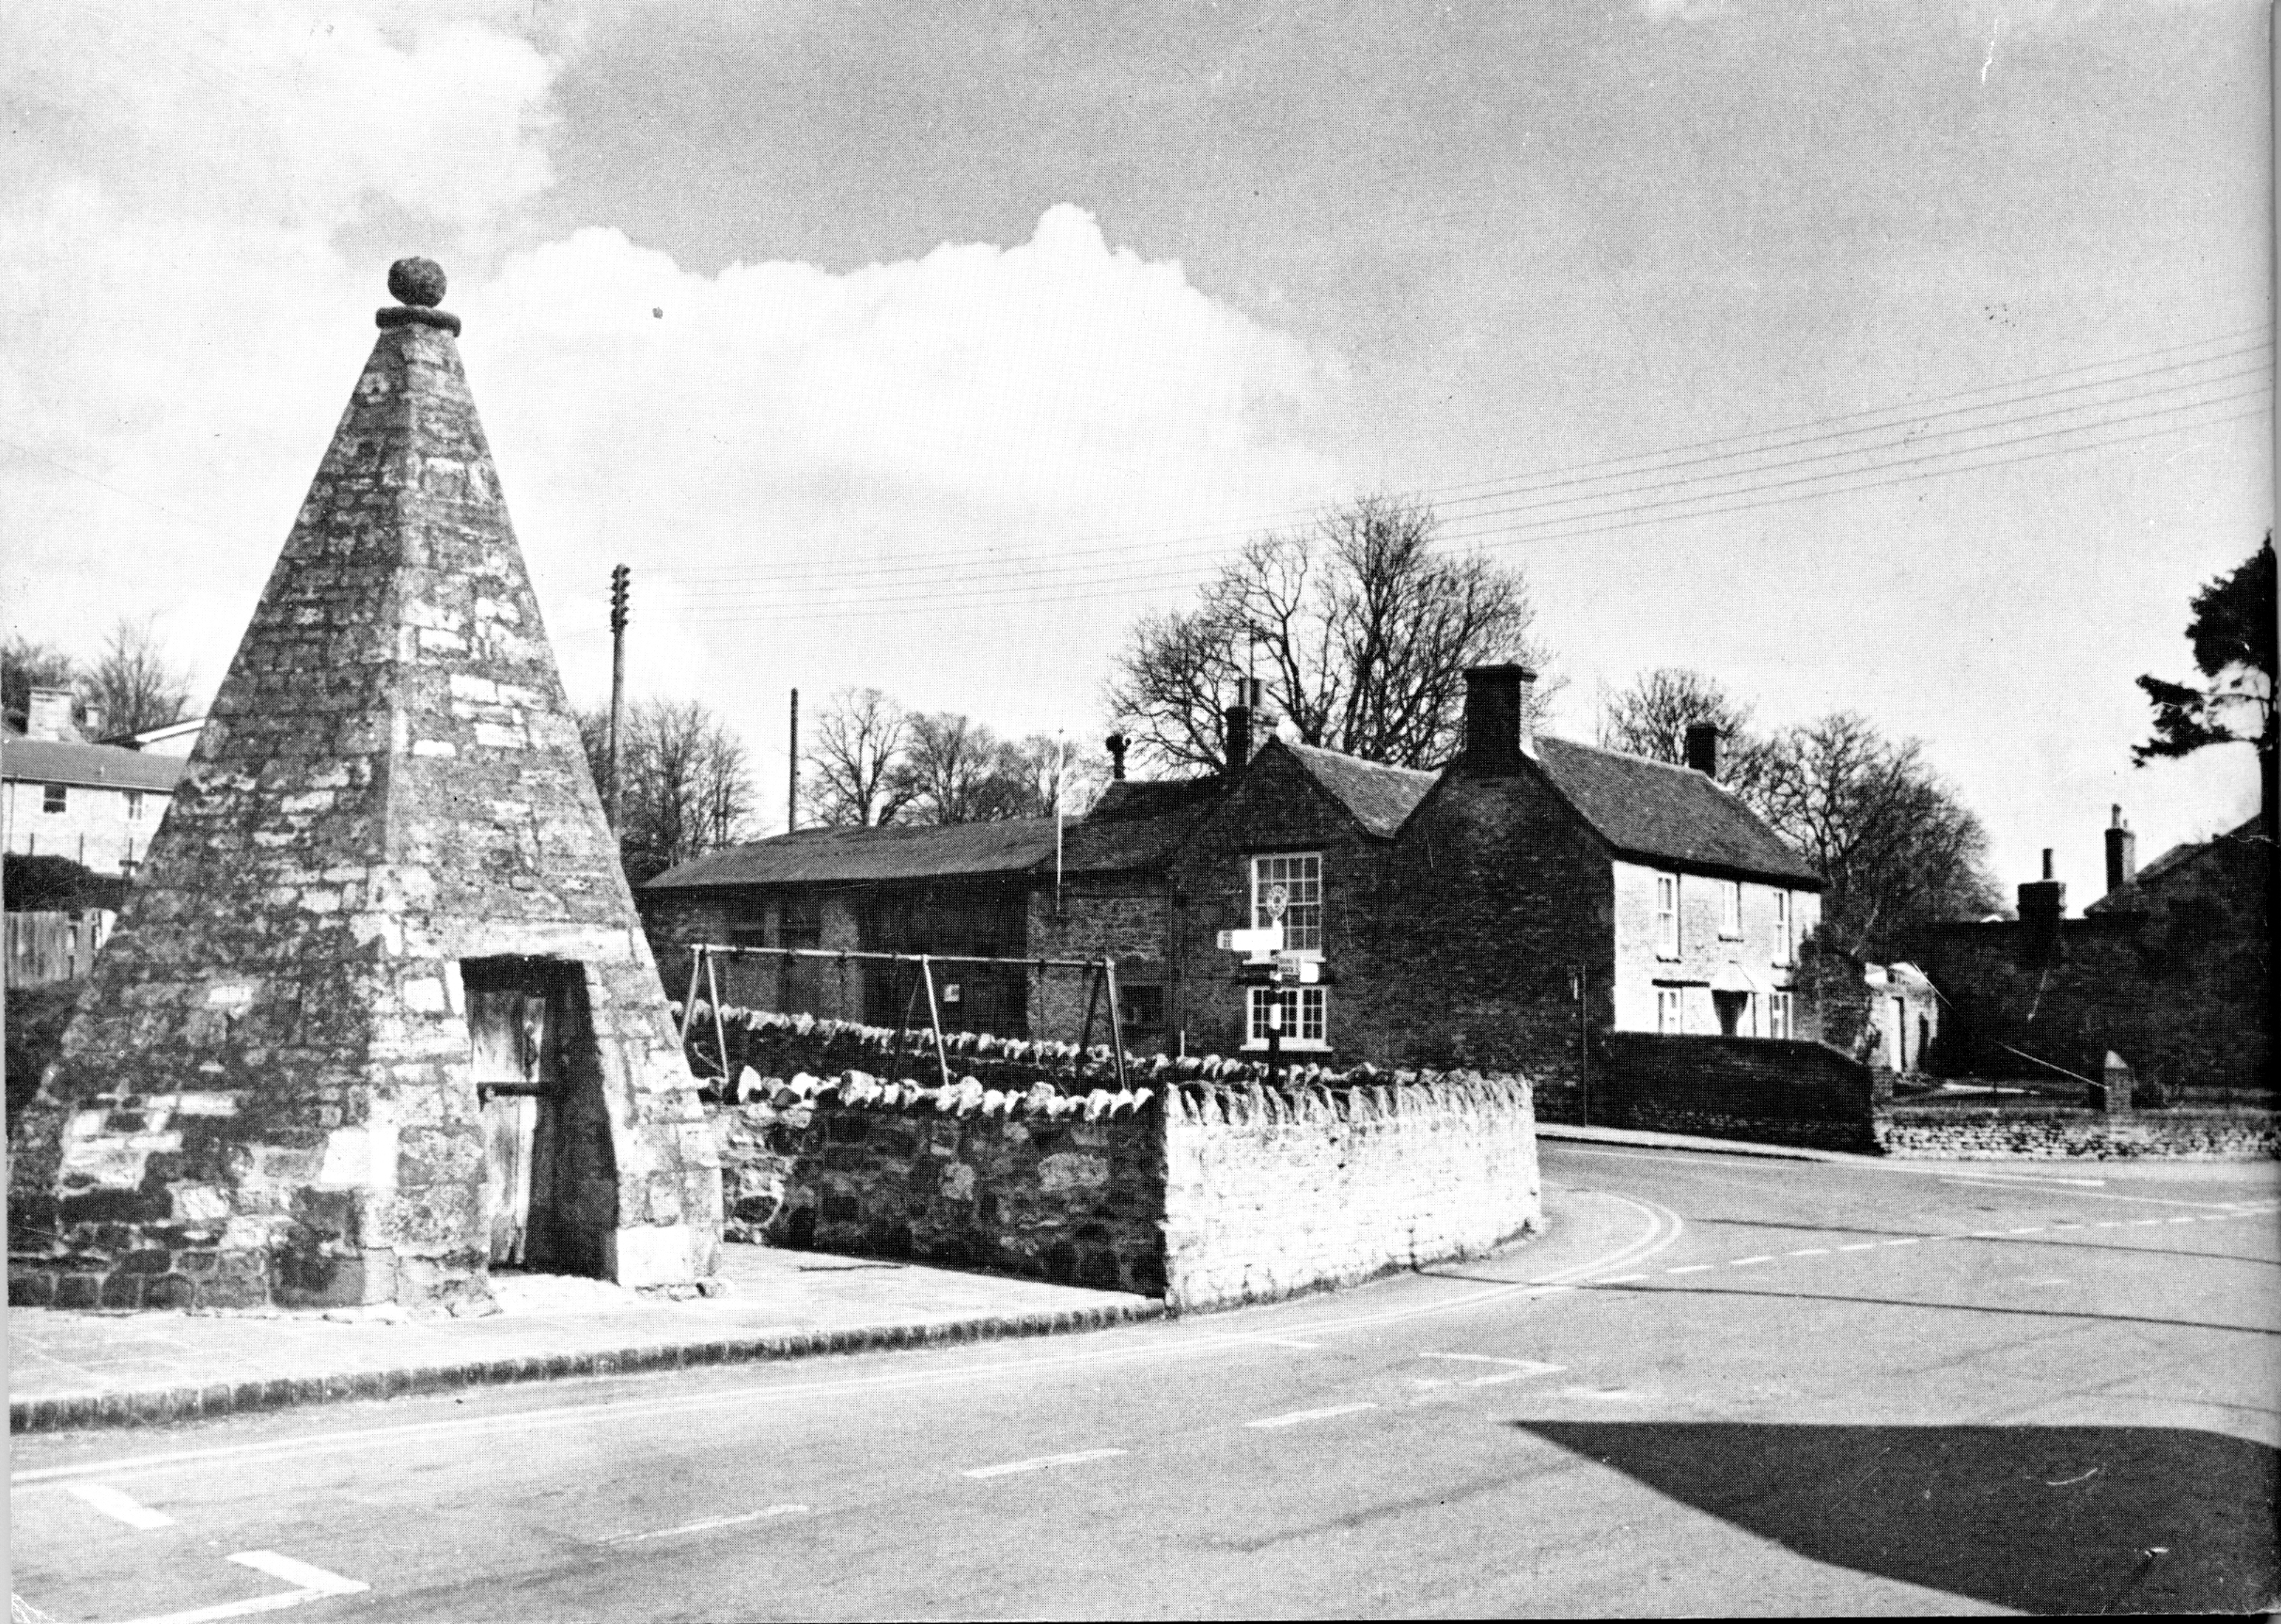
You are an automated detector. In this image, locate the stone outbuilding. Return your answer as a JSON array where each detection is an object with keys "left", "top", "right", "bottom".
[{"left": 8, "top": 260, "right": 721, "bottom": 1313}]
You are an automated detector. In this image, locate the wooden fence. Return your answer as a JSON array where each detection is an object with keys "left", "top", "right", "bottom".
[{"left": 5, "top": 910, "right": 115, "bottom": 989}]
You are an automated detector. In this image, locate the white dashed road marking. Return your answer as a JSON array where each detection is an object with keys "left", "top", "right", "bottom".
[
  {"left": 66, "top": 1483, "right": 172, "bottom": 1530},
  {"left": 1665, "top": 1264, "right": 1713, "bottom": 1275},
  {"left": 603, "top": 1505, "right": 807, "bottom": 1543},
  {"left": 1244, "top": 1404, "right": 1378, "bottom": 1429},
  {"left": 1726, "top": 1256, "right": 1773, "bottom": 1266},
  {"left": 962, "top": 1448, "right": 1127, "bottom": 1479},
  {"left": 120, "top": 1551, "right": 367, "bottom": 1624}
]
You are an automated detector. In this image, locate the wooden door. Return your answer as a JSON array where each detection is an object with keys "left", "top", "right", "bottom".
[{"left": 470, "top": 985, "right": 555, "bottom": 1268}]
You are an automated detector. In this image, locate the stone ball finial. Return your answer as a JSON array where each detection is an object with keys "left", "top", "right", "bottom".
[{"left": 387, "top": 257, "right": 447, "bottom": 308}]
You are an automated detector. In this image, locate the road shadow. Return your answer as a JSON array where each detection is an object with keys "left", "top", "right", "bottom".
[{"left": 1516, "top": 1419, "right": 2276, "bottom": 1614}]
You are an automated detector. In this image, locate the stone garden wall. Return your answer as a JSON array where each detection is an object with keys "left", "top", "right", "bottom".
[{"left": 703, "top": 1054, "right": 1541, "bottom": 1312}]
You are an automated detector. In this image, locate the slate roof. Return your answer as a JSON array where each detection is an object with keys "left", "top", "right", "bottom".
[
  {"left": 0, "top": 735, "right": 190, "bottom": 794},
  {"left": 1531, "top": 736, "right": 1823, "bottom": 887},
  {"left": 1279, "top": 741, "right": 1437, "bottom": 837},
  {"left": 645, "top": 819, "right": 1059, "bottom": 890}
]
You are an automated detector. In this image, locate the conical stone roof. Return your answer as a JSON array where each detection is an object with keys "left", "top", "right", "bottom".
[{"left": 9, "top": 261, "right": 721, "bottom": 1311}]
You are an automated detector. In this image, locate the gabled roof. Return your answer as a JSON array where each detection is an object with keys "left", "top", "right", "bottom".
[
  {"left": 0, "top": 735, "right": 189, "bottom": 793},
  {"left": 1531, "top": 736, "right": 1823, "bottom": 887},
  {"left": 1278, "top": 741, "right": 1437, "bottom": 837}
]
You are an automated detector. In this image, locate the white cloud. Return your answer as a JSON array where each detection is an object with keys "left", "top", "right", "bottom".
[{"left": 1, "top": 5, "right": 1342, "bottom": 826}]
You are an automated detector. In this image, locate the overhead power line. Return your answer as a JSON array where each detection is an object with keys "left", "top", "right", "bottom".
[
  {"left": 622, "top": 371, "right": 2271, "bottom": 617},
  {"left": 656, "top": 326, "right": 2272, "bottom": 588},
  {"left": 612, "top": 392, "right": 2269, "bottom": 631}
]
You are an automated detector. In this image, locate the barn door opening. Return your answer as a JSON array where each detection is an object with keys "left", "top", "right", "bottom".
[{"left": 463, "top": 958, "right": 617, "bottom": 1277}]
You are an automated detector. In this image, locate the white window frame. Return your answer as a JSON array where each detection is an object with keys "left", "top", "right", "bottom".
[
  {"left": 1243, "top": 985, "right": 1328, "bottom": 1051},
  {"left": 1251, "top": 851, "right": 1323, "bottom": 957},
  {"left": 1769, "top": 991, "right": 1795, "bottom": 1040},
  {"left": 125, "top": 789, "right": 145, "bottom": 822},
  {"left": 41, "top": 783, "right": 67, "bottom": 814},
  {"left": 1718, "top": 878, "right": 1742, "bottom": 940},
  {"left": 1773, "top": 890, "right": 1792, "bottom": 965},
  {"left": 1656, "top": 986, "right": 1683, "bottom": 1034},
  {"left": 1654, "top": 873, "right": 1680, "bottom": 960}
]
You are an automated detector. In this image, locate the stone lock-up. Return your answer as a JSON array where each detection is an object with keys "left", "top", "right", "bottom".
[{"left": 8, "top": 261, "right": 722, "bottom": 1313}]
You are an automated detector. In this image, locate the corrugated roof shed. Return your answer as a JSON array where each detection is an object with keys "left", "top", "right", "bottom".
[
  {"left": 1532, "top": 736, "right": 1822, "bottom": 886},
  {"left": 1, "top": 735, "right": 190, "bottom": 793}
]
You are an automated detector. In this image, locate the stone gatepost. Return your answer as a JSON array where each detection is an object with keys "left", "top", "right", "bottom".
[{"left": 8, "top": 261, "right": 722, "bottom": 1313}]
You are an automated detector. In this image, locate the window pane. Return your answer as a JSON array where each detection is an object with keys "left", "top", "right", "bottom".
[{"left": 1254, "top": 853, "right": 1323, "bottom": 951}]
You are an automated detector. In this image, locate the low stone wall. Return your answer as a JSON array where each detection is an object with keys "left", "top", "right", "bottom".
[
  {"left": 1598, "top": 1034, "right": 1877, "bottom": 1153},
  {"left": 1877, "top": 1104, "right": 2281, "bottom": 1161},
  {"left": 1163, "top": 1075, "right": 1539, "bottom": 1311},
  {"left": 705, "top": 1067, "right": 1542, "bottom": 1311}
]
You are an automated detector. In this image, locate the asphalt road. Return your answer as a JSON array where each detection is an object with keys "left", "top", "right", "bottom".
[{"left": 12, "top": 1145, "right": 2279, "bottom": 1619}]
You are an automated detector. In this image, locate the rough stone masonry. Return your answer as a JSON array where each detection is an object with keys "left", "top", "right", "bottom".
[{"left": 8, "top": 260, "right": 722, "bottom": 1313}]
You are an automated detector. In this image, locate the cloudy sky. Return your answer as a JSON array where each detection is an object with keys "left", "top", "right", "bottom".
[{"left": 3, "top": 0, "right": 2269, "bottom": 902}]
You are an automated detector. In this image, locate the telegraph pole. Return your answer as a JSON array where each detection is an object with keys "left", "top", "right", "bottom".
[
  {"left": 787, "top": 688, "right": 800, "bottom": 833},
  {"left": 607, "top": 564, "right": 629, "bottom": 833}
]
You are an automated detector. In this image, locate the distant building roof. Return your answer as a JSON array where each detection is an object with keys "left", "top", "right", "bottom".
[
  {"left": 2086, "top": 815, "right": 2265, "bottom": 914},
  {"left": 102, "top": 717, "right": 208, "bottom": 757},
  {"left": 1530, "top": 736, "right": 1823, "bottom": 887},
  {"left": 1278, "top": 741, "right": 1438, "bottom": 837},
  {"left": 0, "top": 735, "right": 190, "bottom": 794}
]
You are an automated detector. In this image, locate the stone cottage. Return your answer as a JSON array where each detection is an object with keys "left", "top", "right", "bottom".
[
  {"left": 647, "top": 666, "right": 1830, "bottom": 1116},
  {"left": 8, "top": 260, "right": 720, "bottom": 1314}
]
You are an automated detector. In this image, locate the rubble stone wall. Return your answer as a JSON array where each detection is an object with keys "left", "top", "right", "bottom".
[{"left": 1876, "top": 1104, "right": 2281, "bottom": 1160}]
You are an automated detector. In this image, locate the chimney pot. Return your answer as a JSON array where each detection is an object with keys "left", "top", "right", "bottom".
[
  {"left": 2041, "top": 848, "right": 2054, "bottom": 881},
  {"left": 1461, "top": 664, "right": 1537, "bottom": 773},
  {"left": 1683, "top": 722, "right": 1720, "bottom": 779},
  {"left": 1104, "top": 733, "right": 1128, "bottom": 781}
]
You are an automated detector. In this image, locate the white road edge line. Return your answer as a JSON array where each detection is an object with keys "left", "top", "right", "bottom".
[
  {"left": 604, "top": 1505, "right": 807, "bottom": 1542},
  {"left": 1244, "top": 1403, "right": 1378, "bottom": 1429},
  {"left": 67, "top": 1482, "right": 173, "bottom": 1529},
  {"left": 118, "top": 1552, "right": 367, "bottom": 1624},
  {"left": 961, "top": 1448, "right": 1127, "bottom": 1479}
]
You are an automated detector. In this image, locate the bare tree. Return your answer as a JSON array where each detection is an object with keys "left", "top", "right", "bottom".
[
  {"left": 80, "top": 617, "right": 194, "bottom": 739},
  {"left": 1754, "top": 712, "right": 2000, "bottom": 959},
  {"left": 577, "top": 697, "right": 756, "bottom": 884},
  {"left": 802, "top": 687, "right": 914, "bottom": 827},
  {"left": 992, "top": 734, "right": 1109, "bottom": 820},
  {"left": 2, "top": 636, "right": 78, "bottom": 733},
  {"left": 1599, "top": 666, "right": 1779, "bottom": 804},
  {"left": 898, "top": 711, "right": 1006, "bottom": 825},
  {"left": 1105, "top": 494, "right": 1554, "bottom": 773}
]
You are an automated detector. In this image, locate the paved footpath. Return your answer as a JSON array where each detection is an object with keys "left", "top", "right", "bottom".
[{"left": 8, "top": 1244, "right": 1157, "bottom": 1433}]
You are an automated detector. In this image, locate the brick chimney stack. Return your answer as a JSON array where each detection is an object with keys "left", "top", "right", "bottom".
[
  {"left": 1221, "top": 696, "right": 1251, "bottom": 774},
  {"left": 1684, "top": 722, "right": 1720, "bottom": 779},
  {"left": 1104, "top": 733, "right": 1128, "bottom": 781},
  {"left": 2104, "top": 804, "right": 2136, "bottom": 896},
  {"left": 2018, "top": 848, "right": 2066, "bottom": 928},
  {"left": 1461, "top": 664, "right": 1537, "bottom": 772}
]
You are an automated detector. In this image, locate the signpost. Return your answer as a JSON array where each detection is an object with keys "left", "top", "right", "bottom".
[{"left": 1221, "top": 895, "right": 1297, "bottom": 1085}]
